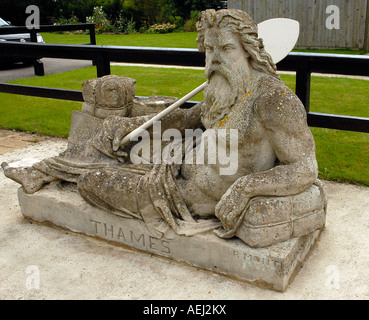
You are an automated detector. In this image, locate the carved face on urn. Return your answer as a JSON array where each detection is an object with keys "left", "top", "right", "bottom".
[
  {"left": 82, "top": 75, "right": 136, "bottom": 119},
  {"left": 96, "top": 76, "right": 127, "bottom": 110}
]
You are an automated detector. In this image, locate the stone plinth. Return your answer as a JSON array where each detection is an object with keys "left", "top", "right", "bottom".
[{"left": 18, "top": 185, "right": 322, "bottom": 291}]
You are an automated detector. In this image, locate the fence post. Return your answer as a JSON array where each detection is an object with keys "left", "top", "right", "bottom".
[
  {"left": 89, "top": 24, "right": 97, "bottom": 66},
  {"left": 30, "top": 30, "right": 37, "bottom": 42},
  {"left": 295, "top": 62, "right": 311, "bottom": 112},
  {"left": 365, "top": 0, "right": 369, "bottom": 51},
  {"left": 95, "top": 53, "right": 111, "bottom": 77},
  {"left": 89, "top": 24, "right": 96, "bottom": 45},
  {"left": 30, "top": 29, "right": 45, "bottom": 76}
]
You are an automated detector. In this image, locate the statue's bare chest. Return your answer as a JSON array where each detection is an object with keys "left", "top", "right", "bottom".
[{"left": 202, "top": 98, "right": 275, "bottom": 174}]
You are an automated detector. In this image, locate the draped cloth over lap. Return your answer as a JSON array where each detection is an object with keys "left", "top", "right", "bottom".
[
  {"left": 35, "top": 157, "right": 221, "bottom": 240},
  {"left": 137, "top": 163, "right": 221, "bottom": 239}
]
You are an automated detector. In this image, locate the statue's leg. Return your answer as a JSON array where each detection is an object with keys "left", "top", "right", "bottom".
[
  {"left": 77, "top": 169, "right": 141, "bottom": 219},
  {"left": 1, "top": 162, "right": 57, "bottom": 194}
]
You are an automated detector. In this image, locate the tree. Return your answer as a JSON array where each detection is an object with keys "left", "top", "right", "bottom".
[
  {"left": 53, "top": 0, "right": 97, "bottom": 23},
  {"left": 0, "top": 0, "right": 226, "bottom": 30},
  {"left": 101, "top": 0, "right": 124, "bottom": 24},
  {"left": 171, "top": 0, "right": 224, "bottom": 20}
]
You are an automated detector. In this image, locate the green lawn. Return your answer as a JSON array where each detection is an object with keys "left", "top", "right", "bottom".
[
  {"left": 308, "top": 76, "right": 369, "bottom": 185},
  {"left": 0, "top": 65, "right": 368, "bottom": 186},
  {"left": 0, "top": 66, "right": 206, "bottom": 136},
  {"left": 41, "top": 32, "right": 200, "bottom": 48},
  {"left": 41, "top": 32, "right": 367, "bottom": 55}
]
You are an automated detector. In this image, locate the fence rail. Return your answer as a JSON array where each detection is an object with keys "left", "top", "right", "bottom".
[
  {"left": 0, "top": 41, "right": 368, "bottom": 133},
  {"left": 0, "top": 23, "right": 96, "bottom": 44},
  {"left": 0, "top": 24, "right": 96, "bottom": 75}
]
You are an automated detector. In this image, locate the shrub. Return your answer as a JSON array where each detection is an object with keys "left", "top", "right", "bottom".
[
  {"left": 139, "top": 26, "right": 148, "bottom": 33},
  {"left": 117, "top": 16, "right": 137, "bottom": 34},
  {"left": 52, "top": 13, "right": 83, "bottom": 34},
  {"left": 146, "top": 22, "right": 176, "bottom": 34},
  {"left": 170, "top": 15, "right": 184, "bottom": 28},
  {"left": 184, "top": 10, "right": 200, "bottom": 32},
  {"left": 53, "top": 14, "right": 81, "bottom": 25},
  {"left": 86, "top": 6, "right": 116, "bottom": 34}
]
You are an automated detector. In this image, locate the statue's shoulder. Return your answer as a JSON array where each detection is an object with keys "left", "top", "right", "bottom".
[
  {"left": 253, "top": 74, "right": 307, "bottom": 125},
  {"left": 254, "top": 74, "right": 293, "bottom": 102}
]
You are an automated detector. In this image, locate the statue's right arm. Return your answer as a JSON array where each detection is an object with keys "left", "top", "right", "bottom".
[
  {"left": 159, "top": 101, "right": 204, "bottom": 133},
  {"left": 99, "top": 101, "right": 203, "bottom": 153}
]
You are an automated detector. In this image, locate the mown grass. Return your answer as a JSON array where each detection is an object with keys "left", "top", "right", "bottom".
[
  {"left": 0, "top": 65, "right": 368, "bottom": 186},
  {"left": 308, "top": 76, "right": 369, "bottom": 185},
  {"left": 0, "top": 66, "right": 206, "bottom": 136},
  {"left": 41, "top": 32, "right": 367, "bottom": 55},
  {"left": 41, "top": 32, "right": 200, "bottom": 48}
]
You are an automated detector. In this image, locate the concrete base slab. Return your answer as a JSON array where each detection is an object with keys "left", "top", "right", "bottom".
[{"left": 18, "top": 184, "right": 322, "bottom": 292}]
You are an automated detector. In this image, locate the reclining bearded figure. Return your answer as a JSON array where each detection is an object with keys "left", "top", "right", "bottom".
[{"left": 2, "top": 9, "right": 327, "bottom": 248}]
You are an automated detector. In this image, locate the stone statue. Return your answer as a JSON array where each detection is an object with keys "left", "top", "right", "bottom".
[{"left": 2, "top": 9, "right": 327, "bottom": 249}]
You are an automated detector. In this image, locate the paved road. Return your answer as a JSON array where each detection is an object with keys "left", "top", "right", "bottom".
[{"left": 0, "top": 58, "right": 92, "bottom": 82}]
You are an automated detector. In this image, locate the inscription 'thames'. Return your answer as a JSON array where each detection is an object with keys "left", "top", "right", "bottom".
[{"left": 90, "top": 219, "right": 171, "bottom": 254}]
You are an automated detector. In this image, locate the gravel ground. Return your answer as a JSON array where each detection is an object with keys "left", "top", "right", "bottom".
[{"left": 0, "top": 130, "right": 368, "bottom": 300}]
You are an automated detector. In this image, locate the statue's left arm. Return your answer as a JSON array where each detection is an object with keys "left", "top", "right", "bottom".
[{"left": 215, "top": 85, "right": 318, "bottom": 230}]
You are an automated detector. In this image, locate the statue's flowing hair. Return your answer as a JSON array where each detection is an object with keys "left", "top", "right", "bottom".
[{"left": 196, "top": 9, "right": 280, "bottom": 79}]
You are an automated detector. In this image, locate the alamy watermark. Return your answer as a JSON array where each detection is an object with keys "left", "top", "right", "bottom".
[
  {"left": 25, "top": 265, "right": 40, "bottom": 290},
  {"left": 326, "top": 5, "right": 340, "bottom": 30},
  {"left": 325, "top": 265, "right": 341, "bottom": 289},
  {"left": 25, "top": 5, "right": 40, "bottom": 30},
  {"left": 129, "top": 122, "right": 239, "bottom": 176}
]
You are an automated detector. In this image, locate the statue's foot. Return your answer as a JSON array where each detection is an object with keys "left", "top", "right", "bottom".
[{"left": 1, "top": 162, "right": 55, "bottom": 194}]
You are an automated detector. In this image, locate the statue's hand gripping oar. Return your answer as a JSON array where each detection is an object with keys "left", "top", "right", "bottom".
[{"left": 119, "top": 81, "right": 207, "bottom": 147}]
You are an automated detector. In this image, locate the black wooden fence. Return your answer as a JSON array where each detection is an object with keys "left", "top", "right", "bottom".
[
  {"left": 0, "top": 40, "right": 368, "bottom": 133},
  {"left": 0, "top": 23, "right": 96, "bottom": 75},
  {"left": 0, "top": 23, "right": 96, "bottom": 43}
]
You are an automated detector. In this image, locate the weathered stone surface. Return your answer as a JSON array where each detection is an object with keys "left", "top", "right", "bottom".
[
  {"left": 1, "top": 9, "right": 328, "bottom": 292},
  {"left": 18, "top": 185, "right": 322, "bottom": 291},
  {"left": 236, "top": 182, "right": 327, "bottom": 247},
  {"left": 68, "top": 111, "right": 102, "bottom": 149},
  {"left": 68, "top": 94, "right": 178, "bottom": 150},
  {"left": 81, "top": 75, "right": 136, "bottom": 119}
]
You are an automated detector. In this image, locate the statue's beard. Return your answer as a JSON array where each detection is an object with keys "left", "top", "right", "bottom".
[{"left": 203, "top": 65, "right": 248, "bottom": 127}]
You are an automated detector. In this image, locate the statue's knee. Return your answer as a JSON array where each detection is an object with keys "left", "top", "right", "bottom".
[{"left": 77, "top": 170, "right": 99, "bottom": 195}]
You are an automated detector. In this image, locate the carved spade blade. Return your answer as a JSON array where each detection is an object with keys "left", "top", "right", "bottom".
[{"left": 257, "top": 18, "right": 300, "bottom": 64}]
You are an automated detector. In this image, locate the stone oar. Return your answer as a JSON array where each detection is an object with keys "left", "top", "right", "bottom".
[{"left": 120, "top": 81, "right": 207, "bottom": 146}]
